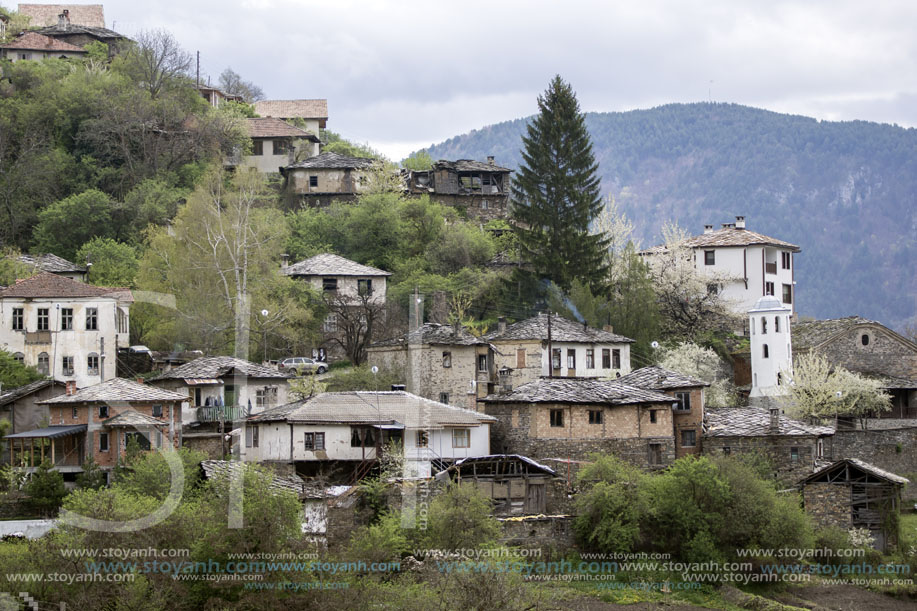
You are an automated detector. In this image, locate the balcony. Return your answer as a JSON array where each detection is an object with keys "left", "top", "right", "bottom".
[
  {"left": 765, "top": 262, "right": 777, "bottom": 275},
  {"left": 196, "top": 405, "right": 250, "bottom": 423}
]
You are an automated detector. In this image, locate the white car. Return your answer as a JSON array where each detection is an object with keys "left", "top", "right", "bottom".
[{"left": 278, "top": 357, "right": 328, "bottom": 374}]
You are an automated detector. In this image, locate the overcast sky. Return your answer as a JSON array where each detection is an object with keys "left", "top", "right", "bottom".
[{"left": 86, "top": 0, "right": 917, "bottom": 160}]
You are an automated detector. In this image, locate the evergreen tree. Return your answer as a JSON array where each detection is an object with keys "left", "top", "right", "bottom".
[
  {"left": 25, "top": 460, "right": 67, "bottom": 517},
  {"left": 511, "top": 75, "right": 610, "bottom": 293}
]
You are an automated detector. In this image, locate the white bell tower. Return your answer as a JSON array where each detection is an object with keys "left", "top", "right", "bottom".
[{"left": 749, "top": 296, "right": 793, "bottom": 400}]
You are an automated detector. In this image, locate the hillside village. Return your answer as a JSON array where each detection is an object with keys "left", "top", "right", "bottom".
[{"left": 0, "top": 3, "right": 916, "bottom": 610}]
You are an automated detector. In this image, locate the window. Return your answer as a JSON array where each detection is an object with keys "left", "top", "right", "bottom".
[
  {"left": 357, "top": 278, "right": 373, "bottom": 296},
  {"left": 816, "top": 439, "right": 824, "bottom": 459},
  {"left": 86, "top": 308, "right": 98, "bottom": 330},
  {"left": 550, "top": 409, "right": 564, "bottom": 427},
  {"left": 13, "top": 352, "right": 24, "bottom": 364},
  {"left": 675, "top": 392, "right": 691, "bottom": 411},
  {"left": 245, "top": 426, "right": 259, "bottom": 448},
  {"left": 763, "top": 344, "right": 769, "bottom": 359},
  {"left": 704, "top": 250, "right": 715, "bottom": 265},
  {"left": 309, "top": 175, "right": 318, "bottom": 187},
  {"left": 350, "top": 427, "right": 375, "bottom": 447},
  {"left": 861, "top": 333, "right": 869, "bottom": 346},
  {"left": 774, "top": 316, "right": 780, "bottom": 333},
  {"left": 18, "top": 53, "right": 29, "bottom": 61},
  {"left": 416, "top": 430, "right": 429, "bottom": 448},
  {"left": 156, "top": 431, "right": 163, "bottom": 448},
  {"left": 72, "top": 407, "right": 78, "bottom": 419},
  {"left": 435, "top": 392, "right": 449, "bottom": 406},
  {"left": 99, "top": 432, "right": 109, "bottom": 452},
  {"left": 272, "top": 139, "right": 289, "bottom": 155},
  {"left": 723, "top": 446, "right": 731, "bottom": 455},
  {"left": 585, "top": 349, "right": 594, "bottom": 369},
  {"left": 566, "top": 349, "right": 576, "bottom": 370},
  {"left": 777, "top": 372, "right": 782, "bottom": 385},
  {"left": 551, "top": 349, "right": 561, "bottom": 370},
  {"left": 765, "top": 281, "right": 775, "bottom": 296},
  {"left": 98, "top": 405, "right": 109, "bottom": 419},
  {"left": 649, "top": 409, "right": 657, "bottom": 424},
  {"left": 87, "top": 353, "right": 99, "bottom": 376},
  {"left": 790, "top": 447, "right": 799, "bottom": 461},
  {"left": 11, "top": 308, "right": 23, "bottom": 331},
  {"left": 782, "top": 284, "right": 792, "bottom": 304},
  {"left": 602, "top": 348, "right": 611, "bottom": 369},
  {"left": 304, "top": 432, "right": 325, "bottom": 450},
  {"left": 612, "top": 349, "right": 621, "bottom": 369},
  {"left": 477, "top": 354, "right": 488, "bottom": 372},
  {"left": 37, "top": 353, "right": 49, "bottom": 375},
  {"left": 61, "top": 356, "right": 74, "bottom": 376},
  {"left": 681, "top": 430, "right": 697, "bottom": 447},
  {"left": 442, "top": 351, "right": 452, "bottom": 368},
  {"left": 516, "top": 348, "right": 526, "bottom": 368},
  {"left": 480, "top": 199, "right": 489, "bottom": 209},
  {"left": 152, "top": 404, "right": 163, "bottom": 418},
  {"left": 61, "top": 308, "right": 73, "bottom": 330},
  {"left": 251, "top": 139, "right": 263, "bottom": 155},
  {"left": 648, "top": 443, "right": 663, "bottom": 466},
  {"left": 452, "top": 428, "right": 470, "bottom": 448},
  {"left": 781, "top": 252, "right": 791, "bottom": 269},
  {"left": 761, "top": 317, "right": 767, "bottom": 334},
  {"left": 194, "top": 388, "right": 202, "bottom": 407},
  {"left": 322, "top": 313, "right": 338, "bottom": 332},
  {"left": 37, "top": 308, "right": 49, "bottom": 331},
  {"left": 588, "top": 409, "right": 603, "bottom": 424},
  {"left": 322, "top": 278, "right": 338, "bottom": 292},
  {"left": 256, "top": 387, "right": 278, "bottom": 408}
]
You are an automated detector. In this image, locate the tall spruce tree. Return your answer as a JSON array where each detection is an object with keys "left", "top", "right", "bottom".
[{"left": 511, "top": 75, "right": 610, "bottom": 293}]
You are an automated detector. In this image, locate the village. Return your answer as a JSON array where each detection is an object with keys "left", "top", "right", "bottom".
[{"left": 0, "top": 2, "right": 916, "bottom": 610}]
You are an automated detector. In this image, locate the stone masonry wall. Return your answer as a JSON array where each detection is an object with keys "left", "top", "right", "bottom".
[
  {"left": 701, "top": 435, "right": 818, "bottom": 484},
  {"left": 806, "top": 326, "right": 917, "bottom": 381},
  {"left": 827, "top": 427, "right": 917, "bottom": 499},
  {"left": 803, "top": 483, "right": 851, "bottom": 530}
]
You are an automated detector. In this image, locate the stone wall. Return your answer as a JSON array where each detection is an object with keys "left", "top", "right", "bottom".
[
  {"left": 499, "top": 515, "right": 575, "bottom": 555},
  {"left": 182, "top": 433, "right": 225, "bottom": 459},
  {"left": 701, "top": 435, "right": 819, "bottom": 484},
  {"left": 803, "top": 483, "right": 851, "bottom": 530},
  {"left": 827, "top": 427, "right": 917, "bottom": 499},
  {"left": 804, "top": 325, "right": 917, "bottom": 381}
]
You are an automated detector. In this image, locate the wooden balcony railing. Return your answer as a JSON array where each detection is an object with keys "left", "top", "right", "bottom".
[
  {"left": 196, "top": 405, "right": 249, "bottom": 423},
  {"left": 765, "top": 262, "right": 777, "bottom": 275}
]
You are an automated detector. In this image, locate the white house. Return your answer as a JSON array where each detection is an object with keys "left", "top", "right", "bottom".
[
  {"left": 147, "top": 356, "right": 293, "bottom": 426},
  {"left": 282, "top": 253, "right": 390, "bottom": 305},
  {"left": 0, "top": 273, "right": 130, "bottom": 388},
  {"left": 241, "top": 391, "right": 495, "bottom": 478},
  {"left": 749, "top": 296, "right": 793, "bottom": 401},
  {"left": 641, "top": 216, "right": 800, "bottom": 317},
  {"left": 232, "top": 118, "right": 321, "bottom": 173},
  {"left": 252, "top": 99, "right": 328, "bottom": 145}
]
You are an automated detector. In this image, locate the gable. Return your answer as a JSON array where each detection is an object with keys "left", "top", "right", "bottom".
[{"left": 807, "top": 323, "right": 917, "bottom": 380}]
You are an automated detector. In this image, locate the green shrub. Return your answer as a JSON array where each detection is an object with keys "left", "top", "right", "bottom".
[
  {"left": 424, "top": 483, "right": 501, "bottom": 550},
  {"left": 25, "top": 460, "right": 66, "bottom": 517}
]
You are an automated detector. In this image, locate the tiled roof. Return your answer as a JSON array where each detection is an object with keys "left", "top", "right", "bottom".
[
  {"left": 103, "top": 410, "right": 167, "bottom": 428},
  {"left": 0, "top": 31, "right": 86, "bottom": 52},
  {"left": 0, "top": 379, "right": 65, "bottom": 407},
  {"left": 432, "top": 159, "right": 512, "bottom": 173},
  {"left": 39, "top": 378, "right": 187, "bottom": 404},
  {"left": 18, "top": 253, "right": 86, "bottom": 274},
  {"left": 285, "top": 151, "right": 376, "bottom": 170},
  {"left": 18, "top": 4, "right": 105, "bottom": 28},
  {"left": 371, "top": 323, "right": 484, "bottom": 348},
  {"left": 247, "top": 118, "right": 319, "bottom": 141},
  {"left": 201, "top": 460, "right": 309, "bottom": 497},
  {"left": 617, "top": 366, "right": 710, "bottom": 390},
  {"left": 248, "top": 391, "right": 496, "bottom": 428},
  {"left": 482, "top": 378, "right": 677, "bottom": 405},
  {"left": 703, "top": 407, "right": 834, "bottom": 437},
  {"left": 282, "top": 253, "right": 390, "bottom": 278},
  {"left": 642, "top": 227, "right": 800, "bottom": 253},
  {"left": 149, "top": 356, "right": 290, "bottom": 381},
  {"left": 253, "top": 99, "right": 328, "bottom": 120},
  {"left": 36, "top": 23, "right": 124, "bottom": 40},
  {"left": 485, "top": 313, "right": 634, "bottom": 344},
  {"left": 0, "top": 272, "right": 124, "bottom": 299},
  {"left": 801, "top": 458, "right": 909, "bottom": 486}
]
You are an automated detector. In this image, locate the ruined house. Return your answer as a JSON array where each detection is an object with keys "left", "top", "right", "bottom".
[
  {"left": 281, "top": 152, "right": 380, "bottom": 207},
  {"left": 403, "top": 157, "right": 512, "bottom": 221}
]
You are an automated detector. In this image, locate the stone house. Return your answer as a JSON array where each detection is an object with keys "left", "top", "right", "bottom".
[
  {"left": 241, "top": 390, "right": 495, "bottom": 479},
  {"left": 792, "top": 316, "right": 917, "bottom": 418},
  {"left": 799, "top": 458, "right": 908, "bottom": 552},
  {"left": 0, "top": 273, "right": 132, "bottom": 388},
  {"left": 0, "top": 31, "right": 86, "bottom": 61},
  {"left": 485, "top": 313, "right": 634, "bottom": 390},
  {"left": 617, "top": 366, "right": 708, "bottom": 458},
  {"left": 0, "top": 379, "right": 66, "bottom": 435},
  {"left": 640, "top": 216, "right": 800, "bottom": 317},
  {"left": 367, "top": 323, "right": 492, "bottom": 411},
  {"left": 403, "top": 157, "right": 512, "bottom": 221},
  {"left": 229, "top": 118, "right": 321, "bottom": 173},
  {"left": 703, "top": 407, "right": 834, "bottom": 483},
  {"left": 17, "top": 253, "right": 87, "bottom": 282},
  {"left": 5, "top": 378, "right": 185, "bottom": 478},
  {"left": 252, "top": 99, "right": 328, "bottom": 141},
  {"left": 481, "top": 377, "right": 680, "bottom": 469},
  {"left": 33, "top": 9, "right": 128, "bottom": 57},
  {"left": 281, "top": 152, "right": 381, "bottom": 207}
]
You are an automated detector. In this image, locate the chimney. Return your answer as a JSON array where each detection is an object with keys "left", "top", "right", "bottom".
[
  {"left": 58, "top": 10, "right": 70, "bottom": 28},
  {"left": 487, "top": 155, "right": 495, "bottom": 165},
  {"left": 280, "top": 254, "right": 289, "bottom": 269},
  {"left": 65, "top": 381, "right": 77, "bottom": 396},
  {"left": 136, "top": 377, "right": 144, "bottom": 384},
  {"left": 735, "top": 215, "right": 746, "bottom": 229},
  {"left": 497, "top": 316, "right": 507, "bottom": 335},
  {"left": 603, "top": 324, "right": 613, "bottom": 333},
  {"left": 498, "top": 367, "right": 513, "bottom": 393},
  {"left": 769, "top": 407, "right": 780, "bottom": 434},
  {"left": 704, "top": 224, "right": 714, "bottom": 234}
]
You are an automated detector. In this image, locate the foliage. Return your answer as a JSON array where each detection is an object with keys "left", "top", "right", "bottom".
[
  {"left": 348, "top": 511, "right": 410, "bottom": 564},
  {"left": 76, "top": 237, "right": 138, "bottom": 287},
  {"left": 401, "top": 149, "right": 433, "bottom": 170},
  {"left": 25, "top": 460, "right": 66, "bottom": 517},
  {"left": 217, "top": 67, "right": 264, "bottom": 102},
  {"left": 658, "top": 342, "right": 738, "bottom": 407},
  {"left": 0, "top": 248, "right": 36, "bottom": 286},
  {"left": 324, "top": 364, "right": 403, "bottom": 392},
  {"left": 116, "top": 29, "right": 192, "bottom": 98},
  {"left": 782, "top": 352, "right": 892, "bottom": 422},
  {"left": 321, "top": 130, "right": 386, "bottom": 160},
  {"left": 424, "top": 482, "right": 501, "bottom": 550},
  {"left": 511, "top": 75, "right": 610, "bottom": 293},
  {"left": 288, "top": 370, "right": 327, "bottom": 400},
  {"left": 115, "top": 447, "right": 206, "bottom": 501},
  {"left": 75, "top": 455, "right": 106, "bottom": 490},
  {"left": 0, "top": 349, "right": 43, "bottom": 388},
  {"left": 32, "top": 189, "right": 114, "bottom": 260},
  {"left": 573, "top": 455, "right": 648, "bottom": 552}
]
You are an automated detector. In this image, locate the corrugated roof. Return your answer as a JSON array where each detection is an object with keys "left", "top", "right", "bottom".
[
  {"left": 485, "top": 313, "right": 634, "bottom": 344},
  {"left": 149, "top": 356, "right": 290, "bottom": 381},
  {"left": 5, "top": 424, "right": 85, "bottom": 439},
  {"left": 18, "top": 253, "right": 86, "bottom": 274},
  {"left": 617, "top": 366, "right": 710, "bottom": 390},
  {"left": 371, "top": 323, "right": 483, "bottom": 348},
  {"left": 703, "top": 407, "right": 834, "bottom": 437},
  {"left": 282, "top": 253, "right": 390, "bottom": 278},
  {"left": 0, "top": 31, "right": 86, "bottom": 52},
  {"left": 285, "top": 151, "right": 376, "bottom": 170},
  {"left": 482, "top": 378, "right": 677, "bottom": 405},
  {"left": 39, "top": 378, "right": 187, "bottom": 404},
  {"left": 248, "top": 391, "right": 495, "bottom": 428},
  {"left": 247, "top": 117, "right": 319, "bottom": 141},
  {"left": 253, "top": 99, "right": 328, "bottom": 120},
  {"left": 17, "top": 3, "right": 105, "bottom": 28},
  {"left": 0, "top": 272, "right": 125, "bottom": 299}
]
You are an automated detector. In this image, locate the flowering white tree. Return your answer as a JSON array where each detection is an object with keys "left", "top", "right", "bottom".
[{"left": 658, "top": 342, "right": 738, "bottom": 407}]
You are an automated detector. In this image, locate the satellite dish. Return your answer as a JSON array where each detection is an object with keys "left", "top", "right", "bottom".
[
  {"left": 371, "top": 366, "right": 379, "bottom": 374},
  {"left": 651, "top": 341, "right": 659, "bottom": 349}
]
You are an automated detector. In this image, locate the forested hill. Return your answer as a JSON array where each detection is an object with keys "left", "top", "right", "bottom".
[{"left": 423, "top": 103, "right": 917, "bottom": 331}]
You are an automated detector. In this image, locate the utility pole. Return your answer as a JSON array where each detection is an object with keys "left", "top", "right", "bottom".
[
  {"left": 196, "top": 51, "right": 200, "bottom": 87},
  {"left": 547, "top": 311, "right": 553, "bottom": 379}
]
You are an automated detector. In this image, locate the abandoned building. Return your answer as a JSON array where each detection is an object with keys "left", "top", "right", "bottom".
[
  {"left": 482, "top": 377, "right": 679, "bottom": 469},
  {"left": 281, "top": 152, "right": 381, "bottom": 207},
  {"left": 799, "top": 458, "right": 908, "bottom": 552},
  {"left": 0, "top": 379, "right": 66, "bottom": 437},
  {"left": 32, "top": 9, "right": 128, "bottom": 57},
  {"left": 403, "top": 157, "right": 512, "bottom": 221},
  {"left": 16, "top": 253, "right": 87, "bottom": 282},
  {"left": 703, "top": 407, "right": 834, "bottom": 483}
]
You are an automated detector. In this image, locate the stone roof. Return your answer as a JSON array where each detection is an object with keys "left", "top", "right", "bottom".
[
  {"left": 617, "top": 366, "right": 710, "bottom": 390},
  {"left": 371, "top": 323, "right": 484, "bottom": 348},
  {"left": 801, "top": 458, "right": 909, "bottom": 486},
  {"left": 248, "top": 391, "right": 496, "bottom": 428},
  {"left": 39, "top": 378, "right": 187, "bottom": 404},
  {"left": 253, "top": 99, "right": 328, "bottom": 120},
  {"left": 642, "top": 226, "right": 800, "bottom": 254},
  {"left": 149, "top": 356, "right": 290, "bottom": 381},
  {"left": 103, "top": 410, "right": 167, "bottom": 428},
  {"left": 482, "top": 378, "right": 677, "bottom": 405},
  {"left": 485, "top": 313, "right": 634, "bottom": 344},
  {"left": 285, "top": 151, "right": 376, "bottom": 170},
  {"left": 0, "top": 272, "right": 125, "bottom": 299},
  {"left": 432, "top": 159, "right": 512, "bottom": 173},
  {"left": 201, "top": 460, "right": 310, "bottom": 497},
  {"left": 282, "top": 253, "right": 390, "bottom": 278},
  {"left": 0, "top": 379, "right": 65, "bottom": 407},
  {"left": 246, "top": 118, "right": 319, "bottom": 141},
  {"left": 36, "top": 23, "right": 124, "bottom": 41},
  {"left": 703, "top": 407, "right": 834, "bottom": 437},
  {"left": 0, "top": 31, "right": 86, "bottom": 52},
  {"left": 18, "top": 4, "right": 105, "bottom": 28},
  {"left": 792, "top": 316, "right": 880, "bottom": 352},
  {"left": 18, "top": 253, "right": 86, "bottom": 274}
]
